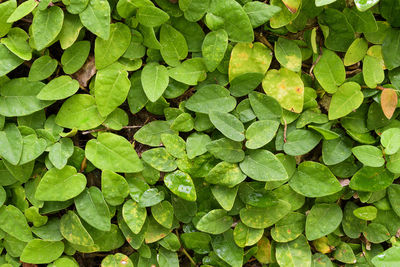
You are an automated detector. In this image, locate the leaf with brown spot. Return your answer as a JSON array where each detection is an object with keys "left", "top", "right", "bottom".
[{"left": 381, "top": 88, "right": 398, "bottom": 119}]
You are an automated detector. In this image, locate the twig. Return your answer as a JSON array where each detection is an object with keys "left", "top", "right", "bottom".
[
  {"left": 254, "top": 32, "right": 274, "bottom": 51},
  {"left": 81, "top": 128, "right": 108, "bottom": 135},
  {"left": 283, "top": 118, "right": 288, "bottom": 143},
  {"left": 346, "top": 69, "right": 362, "bottom": 76}
]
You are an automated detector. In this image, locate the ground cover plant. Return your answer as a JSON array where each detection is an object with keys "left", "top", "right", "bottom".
[{"left": 1, "top": 0, "right": 400, "bottom": 266}]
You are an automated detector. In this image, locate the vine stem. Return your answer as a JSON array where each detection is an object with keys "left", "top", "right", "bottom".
[
  {"left": 81, "top": 125, "right": 141, "bottom": 135},
  {"left": 175, "top": 229, "right": 197, "bottom": 266}
]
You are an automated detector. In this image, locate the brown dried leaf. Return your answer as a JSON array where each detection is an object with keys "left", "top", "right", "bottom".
[
  {"left": 381, "top": 88, "right": 398, "bottom": 119},
  {"left": 72, "top": 55, "right": 96, "bottom": 88}
]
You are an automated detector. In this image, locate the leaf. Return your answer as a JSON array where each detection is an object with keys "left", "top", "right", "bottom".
[
  {"left": 289, "top": 161, "right": 342, "bottom": 197},
  {"left": 202, "top": 29, "right": 228, "bottom": 72},
  {"left": 372, "top": 246, "right": 400, "bottom": 266},
  {"left": 206, "top": 162, "right": 246, "bottom": 187},
  {"left": 229, "top": 42, "right": 272, "bottom": 81},
  {"left": 59, "top": 13, "right": 84, "bottom": 49},
  {"left": 185, "top": 85, "right": 236, "bottom": 114},
  {"left": 305, "top": 203, "right": 343, "bottom": 240},
  {"left": 0, "top": 124, "right": 22, "bottom": 165},
  {"left": 179, "top": 0, "right": 209, "bottom": 22},
  {"left": 20, "top": 239, "right": 64, "bottom": 264},
  {"left": 275, "top": 37, "right": 302, "bottom": 72},
  {"left": 0, "top": 43, "right": 23, "bottom": 76},
  {"left": 85, "top": 132, "right": 143, "bottom": 173},
  {"left": 353, "top": 206, "right": 377, "bottom": 220},
  {"left": 322, "top": 135, "right": 352, "bottom": 165},
  {"left": 167, "top": 58, "right": 207, "bottom": 85},
  {"left": 381, "top": 88, "right": 398, "bottom": 119},
  {"left": 55, "top": 94, "right": 105, "bottom": 130},
  {"left": 79, "top": 0, "right": 110, "bottom": 40},
  {"left": 209, "top": 111, "right": 244, "bottom": 141},
  {"left": 181, "top": 232, "right": 211, "bottom": 254},
  {"left": 269, "top": 0, "right": 300, "bottom": 28},
  {"left": 66, "top": 0, "right": 89, "bottom": 14},
  {"left": 122, "top": 199, "right": 146, "bottom": 234},
  {"left": 262, "top": 68, "right": 304, "bottom": 113},
  {"left": 212, "top": 230, "right": 243, "bottom": 267},
  {"left": 388, "top": 184, "right": 400, "bottom": 218},
  {"left": 141, "top": 63, "right": 169, "bottom": 102},
  {"left": 157, "top": 247, "right": 179, "bottom": 267},
  {"left": 137, "top": 6, "right": 170, "bottom": 27},
  {"left": 344, "top": 38, "right": 368, "bottom": 66},
  {"left": 28, "top": 55, "right": 58, "bottom": 81},
  {"left": 37, "top": 76, "right": 80, "bottom": 101},
  {"left": 0, "top": 205, "right": 32, "bottom": 242},
  {"left": 101, "top": 170, "right": 130, "bottom": 206},
  {"left": 32, "top": 6, "right": 64, "bottom": 50},
  {"left": 245, "top": 120, "right": 279, "bottom": 149},
  {"left": 186, "top": 132, "right": 210, "bottom": 159},
  {"left": 95, "top": 64, "right": 131, "bottom": 117},
  {"left": 134, "top": 121, "right": 177, "bottom": 147},
  {"left": 271, "top": 212, "right": 305, "bottom": 242},
  {"left": 19, "top": 134, "right": 47, "bottom": 165},
  {"left": 239, "top": 150, "right": 288, "bottom": 182},
  {"left": 349, "top": 166, "right": 394, "bottom": 192},
  {"left": 95, "top": 23, "right": 131, "bottom": 69},
  {"left": 381, "top": 128, "right": 400, "bottom": 155},
  {"left": 74, "top": 187, "right": 111, "bottom": 232},
  {"left": 35, "top": 165, "right": 86, "bottom": 201},
  {"left": 363, "top": 55, "right": 385, "bottom": 89},
  {"left": 1, "top": 27, "right": 32, "bottom": 60},
  {"left": 60, "top": 210, "right": 94, "bottom": 246},
  {"left": 328, "top": 82, "right": 364, "bottom": 120},
  {"left": 283, "top": 129, "right": 321, "bottom": 156},
  {"left": 275, "top": 235, "right": 312, "bottom": 267},
  {"left": 248, "top": 91, "right": 282, "bottom": 121},
  {"left": 164, "top": 170, "right": 196, "bottom": 201},
  {"left": 142, "top": 148, "right": 177, "bottom": 172},
  {"left": 352, "top": 145, "right": 384, "bottom": 167},
  {"left": 161, "top": 133, "right": 186, "bottom": 159},
  {"left": 196, "top": 209, "right": 232, "bottom": 234},
  {"left": 61, "top": 41, "right": 91, "bottom": 74},
  {"left": 0, "top": 0, "right": 17, "bottom": 31},
  {"left": 243, "top": 1, "right": 281, "bottom": 28},
  {"left": 160, "top": 24, "right": 188, "bottom": 67},
  {"left": 233, "top": 222, "right": 263, "bottom": 247},
  {"left": 314, "top": 49, "right": 346, "bottom": 94},
  {"left": 151, "top": 201, "right": 174, "bottom": 228},
  {"left": 315, "top": 0, "right": 336, "bottom": 6},
  {"left": 207, "top": 0, "right": 254, "bottom": 42},
  {"left": 139, "top": 188, "right": 165, "bottom": 207},
  {"left": 101, "top": 253, "right": 133, "bottom": 267},
  {"left": 206, "top": 138, "right": 245, "bottom": 163},
  {"left": 355, "top": 0, "right": 379, "bottom": 11},
  {"left": 239, "top": 200, "right": 291, "bottom": 229}
]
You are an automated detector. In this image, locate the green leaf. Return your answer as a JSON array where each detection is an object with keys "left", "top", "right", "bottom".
[
  {"left": 206, "top": 162, "right": 246, "bottom": 187},
  {"left": 160, "top": 24, "right": 188, "bottom": 67},
  {"left": 248, "top": 91, "right": 282, "bottom": 121},
  {"left": 275, "top": 37, "right": 302, "bottom": 72},
  {"left": 134, "top": 121, "right": 177, "bottom": 147},
  {"left": 0, "top": 0, "right": 17, "bottom": 34},
  {"left": 35, "top": 165, "right": 86, "bottom": 201},
  {"left": 164, "top": 170, "right": 196, "bottom": 201},
  {"left": 283, "top": 129, "right": 321, "bottom": 156},
  {"left": 355, "top": 0, "right": 379, "bottom": 11},
  {"left": 60, "top": 210, "right": 94, "bottom": 246},
  {"left": 95, "top": 64, "right": 131, "bottom": 117},
  {"left": 123, "top": 199, "right": 146, "bottom": 234},
  {"left": 363, "top": 54, "right": 385, "bottom": 89},
  {"left": 202, "top": 29, "right": 228, "bottom": 72},
  {"left": 353, "top": 206, "right": 377, "bottom": 220},
  {"left": 245, "top": 120, "right": 279, "bottom": 149},
  {"left": 101, "top": 170, "right": 129, "bottom": 206},
  {"left": 206, "top": 138, "right": 244, "bottom": 163},
  {"left": 139, "top": 188, "right": 165, "bottom": 207},
  {"left": 344, "top": 38, "right": 368, "bottom": 66},
  {"left": 243, "top": 1, "right": 281, "bottom": 28},
  {"left": 161, "top": 133, "right": 186, "bottom": 159},
  {"left": 37, "top": 76, "right": 80, "bottom": 101},
  {"left": 233, "top": 222, "right": 263, "bottom": 247},
  {"left": 239, "top": 150, "right": 288, "bottom": 182},
  {"left": 211, "top": 185, "right": 238, "bottom": 211},
  {"left": 0, "top": 43, "right": 23, "bottom": 76},
  {"left": 314, "top": 50, "right": 346, "bottom": 94},
  {"left": 209, "top": 111, "right": 244, "bottom": 142},
  {"left": 79, "top": 0, "right": 110, "bottom": 40},
  {"left": 59, "top": 13, "right": 84, "bottom": 49},
  {"left": 349, "top": 166, "right": 394, "bottom": 192},
  {"left": 85, "top": 132, "right": 143, "bottom": 173},
  {"left": 181, "top": 232, "right": 211, "bottom": 254},
  {"left": 167, "top": 58, "right": 207, "bottom": 85},
  {"left": 1, "top": 27, "right": 32, "bottom": 60},
  {"left": 328, "top": 82, "right": 364, "bottom": 120},
  {"left": 229, "top": 42, "right": 272, "bottom": 81},
  {"left": 271, "top": 212, "right": 305, "bottom": 242},
  {"left": 151, "top": 201, "right": 174, "bottom": 228},
  {"left": 322, "top": 135, "right": 352, "bottom": 165},
  {"left": 196, "top": 209, "right": 232, "bottom": 234},
  {"left": 381, "top": 128, "right": 400, "bottom": 155},
  {"left": 55, "top": 94, "right": 105, "bottom": 130},
  {"left": 157, "top": 247, "right": 179, "bottom": 267},
  {"left": 275, "top": 235, "right": 311, "bottom": 267},
  {"left": 95, "top": 23, "right": 131, "bottom": 69},
  {"left": 20, "top": 239, "right": 64, "bottom": 264},
  {"left": 141, "top": 63, "right": 169, "bottom": 102},
  {"left": 19, "top": 134, "right": 47, "bottom": 165},
  {"left": 186, "top": 132, "right": 210, "bottom": 159},
  {"left": 66, "top": 0, "right": 89, "bottom": 14},
  {"left": 142, "top": 148, "right": 177, "bottom": 172},
  {"left": 212, "top": 230, "right": 243, "bottom": 267},
  {"left": 289, "top": 161, "right": 342, "bottom": 197},
  {"left": 207, "top": 0, "right": 253, "bottom": 42},
  {"left": 74, "top": 187, "right": 111, "bottom": 232},
  {"left": 305, "top": 203, "right": 343, "bottom": 240},
  {"left": 179, "top": 0, "right": 209, "bottom": 22},
  {"left": 0, "top": 205, "right": 32, "bottom": 242},
  {"left": 262, "top": 68, "right": 304, "bottom": 113},
  {"left": 137, "top": 6, "right": 170, "bottom": 27},
  {"left": 28, "top": 55, "right": 58, "bottom": 81},
  {"left": 61, "top": 41, "right": 90, "bottom": 74},
  {"left": 0, "top": 124, "right": 22, "bottom": 165},
  {"left": 239, "top": 200, "right": 291, "bottom": 229},
  {"left": 388, "top": 184, "right": 400, "bottom": 218},
  {"left": 101, "top": 253, "right": 133, "bottom": 267},
  {"left": 352, "top": 145, "right": 384, "bottom": 167},
  {"left": 372, "top": 246, "right": 400, "bottom": 266},
  {"left": 32, "top": 6, "right": 64, "bottom": 50},
  {"left": 185, "top": 85, "right": 236, "bottom": 114}
]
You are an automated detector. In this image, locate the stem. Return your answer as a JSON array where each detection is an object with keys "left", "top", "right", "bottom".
[
  {"left": 254, "top": 32, "right": 274, "bottom": 51},
  {"left": 175, "top": 229, "right": 196, "bottom": 266}
]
